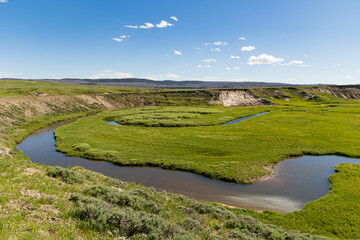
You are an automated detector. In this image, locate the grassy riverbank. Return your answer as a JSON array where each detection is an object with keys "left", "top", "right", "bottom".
[
  {"left": 55, "top": 104, "right": 360, "bottom": 183},
  {"left": 239, "top": 163, "right": 360, "bottom": 239}
]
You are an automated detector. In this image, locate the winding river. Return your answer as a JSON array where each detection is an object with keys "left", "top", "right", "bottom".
[{"left": 16, "top": 114, "right": 360, "bottom": 213}]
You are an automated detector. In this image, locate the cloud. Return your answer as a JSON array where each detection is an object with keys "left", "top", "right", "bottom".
[
  {"left": 0, "top": 72, "right": 20, "bottom": 78},
  {"left": 139, "top": 22, "right": 154, "bottom": 29},
  {"left": 157, "top": 20, "right": 174, "bottom": 28},
  {"left": 344, "top": 75, "right": 354, "bottom": 79},
  {"left": 281, "top": 60, "right": 306, "bottom": 66},
  {"left": 205, "top": 41, "right": 228, "bottom": 46},
  {"left": 173, "top": 50, "right": 182, "bottom": 56},
  {"left": 238, "top": 37, "right": 246, "bottom": 41},
  {"left": 195, "top": 47, "right": 202, "bottom": 50},
  {"left": 197, "top": 65, "right": 211, "bottom": 68},
  {"left": 247, "top": 54, "right": 284, "bottom": 65},
  {"left": 170, "top": 16, "right": 178, "bottom": 21},
  {"left": 0, "top": 0, "right": 8, "bottom": 3},
  {"left": 230, "top": 55, "right": 241, "bottom": 59},
  {"left": 143, "top": 73, "right": 180, "bottom": 80},
  {"left": 112, "top": 35, "right": 130, "bottom": 42},
  {"left": 125, "top": 25, "right": 139, "bottom": 29},
  {"left": 210, "top": 48, "right": 221, "bottom": 52},
  {"left": 202, "top": 58, "right": 217, "bottom": 63},
  {"left": 241, "top": 46, "right": 256, "bottom": 52},
  {"left": 112, "top": 38, "right": 124, "bottom": 42},
  {"left": 87, "top": 70, "right": 133, "bottom": 79},
  {"left": 125, "top": 23, "right": 154, "bottom": 29},
  {"left": 125, "top": 20, "right": 173, "bottom": 29},
  {"left": 225, "top": 67, "right": 240, "bottom": 70}
]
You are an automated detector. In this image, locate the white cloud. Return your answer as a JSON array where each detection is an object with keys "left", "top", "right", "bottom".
[
  {"left": 241, "top": 46, "right": 256, "bottom": 52},
  {"left": 143, "top": 73, "right": 180, "bottom": 80},
  {"left": 356, "top": 71, "right": 360, "bottom": 73},
  {"left": 344, "top": 75, "right": 354, "bottom": 79},
  {"left": 0, "top": 72, "right": 20, "bottom": 78},
  {"left": 225, "top": 67, "right": 240, "bottom": 70},
  {"left": 281, "top": 60, "right": 307, "bottom": 66},
  {"left": 139, "top": 22, "right": 154, "bottom": 29},
  {"left": 112, "top": 38, "right": 124, "bottom": 42},
  {"left": 156, "top": 20, "right": 174, "bottom": 28},
  {"left": 125, "top": 25, "right": 138, "bottom": 29},
  {"left": 202, "top": 58, "right": 217, "bottom": 63},
  {"left": 173, "top": 50, "right": 182, "bottom": 56},
  {"left": 230, "top": 55, "right": 241, "bottom": 59},
  {"left": 247, "top": 54, "right": 284, "bottom": 65},
  {"left": 213, "top": 41, "right": 228, "bottom": 46},
  {"left": 205, "top": 41, "right": 228, "bottom": 46},
  {"left": 195, "top": 47, "right": 202, "bottom": 50},
  {"left": 289, "top": 60, "right": 304, "bottom": 65},
  {"left": 87, "top": 70, "right": 133, "bottom": 79},
  {"left": 112, "top": 35, "right": 130, "bottom": 42},
  {"left": 170, "top": 16, "right": 178, "bottom": 21},
  {"left": 125, "top": 20, "right": 173, "bottom": 29},
  {"left": 197, "top": 65, "right": 211, "bottom": 68},
  {"left": 238, "top": 37, "right": 246, "bottom": 41},
  {"left": 0, "top": 0, "right": 8, "bottom": 3},
  {"left": 210, "top": 48, "right": 221, "bottom": 52},
  {"left": 203, "top": 76, "right": 218, "bottom": 80}
]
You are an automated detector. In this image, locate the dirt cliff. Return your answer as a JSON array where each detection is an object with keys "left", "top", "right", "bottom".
[{"left": 210, "top": 89, "right": 273, "bottom": 107}]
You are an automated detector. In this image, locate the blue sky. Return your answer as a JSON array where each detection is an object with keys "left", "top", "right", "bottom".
[{"left": 0, "top": 0, "right": 359, "bottom": 84}]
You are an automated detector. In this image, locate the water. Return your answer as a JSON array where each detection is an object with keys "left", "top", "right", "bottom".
[
  {"left": 106, "top": 112, "right": 269, "bottom": 127},
  {"left": 106, "top": 121, "right": 121, "bottom": 126},
  {"left": 222, "top": 111, "right": 269, "bottom": 125},
  {"left": 16, "top": 121, "right": 360, "bottom": 213}
]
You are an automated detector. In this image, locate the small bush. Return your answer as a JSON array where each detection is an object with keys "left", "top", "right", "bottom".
[
  {"left": 69, "top": 193, "right": 183, "bottom": 239},
  {"left": 84, "top": 185, "right": 161, "bottom": 213},
  {"left": 191, "top": 202, "right": 235, "bottom": 220},
  {"left": 72, "top": 143, "right": 91, "bottom": 152},
  {"left": 84, "top": 148, "right": 118, "bottom": 161},
  {"left": 47, "top": 166, "right": 84, "bottom": 184}
]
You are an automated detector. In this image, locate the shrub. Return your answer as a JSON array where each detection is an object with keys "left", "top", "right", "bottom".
[
  {"left": 84, "top": 148, "right": 118, "bottom": 161},
  {"left": 191, "top": 202, "right": 235, "bottom": 220},
  {"left": 71, "top": 143, "right": 91, "bottom": 152},
  {"left": 69, "top": 193, "right": 183, "bottom": 239},
  {"left": 46, "top": 166, "right": 84, "bottom": 184},
  {"left": 84, "top": 185, "right": 161, "bottom": 213}
]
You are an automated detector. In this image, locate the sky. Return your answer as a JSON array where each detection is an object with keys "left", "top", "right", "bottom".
[{"left": 0, "top": 0, "right": 359, "bottom": 84}]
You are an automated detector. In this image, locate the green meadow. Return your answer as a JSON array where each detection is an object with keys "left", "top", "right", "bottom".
[{"left": 55, "top": 104, "right": 360, "bottom": 183}]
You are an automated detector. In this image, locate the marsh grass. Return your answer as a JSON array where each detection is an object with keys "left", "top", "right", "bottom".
[{"left": 55, "top": 104, "right": 360, "bottom": 183}]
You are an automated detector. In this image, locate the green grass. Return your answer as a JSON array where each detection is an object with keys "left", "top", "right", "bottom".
[
  {"left": 0, "top": 79, "right": 145, "bottom": 96},
  {"left": 55, "top": 104, "right": 360, "bottom": 183}
]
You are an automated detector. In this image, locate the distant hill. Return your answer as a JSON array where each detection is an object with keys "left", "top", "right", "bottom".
[{"left": 1, "top": 78, "right": 311, "bottom": 89}]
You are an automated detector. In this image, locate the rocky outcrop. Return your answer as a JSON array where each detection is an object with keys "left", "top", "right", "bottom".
[
  {"left": 310, "top": 86, "right": 360, "bottom": 99},
  {"left": 210, "top": 89, "right": 273, "bottom": 107}
]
